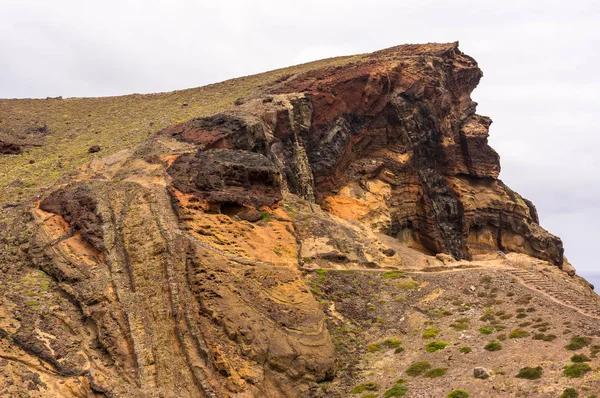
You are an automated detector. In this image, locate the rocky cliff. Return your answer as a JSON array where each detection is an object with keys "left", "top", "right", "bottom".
[{"left": 0, "top": 43, "right": 596, "bottom": 398}]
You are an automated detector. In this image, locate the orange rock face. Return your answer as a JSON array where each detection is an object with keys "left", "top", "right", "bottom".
[{"left": 165, "top": 42, "right": 564, "bottom": 266}]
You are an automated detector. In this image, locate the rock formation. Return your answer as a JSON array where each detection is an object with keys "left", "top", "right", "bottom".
[{"left": 0, "top": 43, "right": 589, "bottom": 398}]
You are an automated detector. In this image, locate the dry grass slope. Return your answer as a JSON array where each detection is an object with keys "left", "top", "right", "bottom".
[{"left": 0, "top": 52, "right": 365, "bottom": 205}]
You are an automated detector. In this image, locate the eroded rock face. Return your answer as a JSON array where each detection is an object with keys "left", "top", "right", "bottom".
[
  {"left": 163, "top": 42, "right": 564, "bottom": 266},
  {"left": 21, "top": 42, "right": 570, "bottom": 398}
]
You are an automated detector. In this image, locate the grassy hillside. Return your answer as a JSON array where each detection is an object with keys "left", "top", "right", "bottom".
[{"left": 0, "top": 52, "right": 363, "bottom": 205}]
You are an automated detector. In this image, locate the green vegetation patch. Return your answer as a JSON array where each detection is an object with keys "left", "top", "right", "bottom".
[
  {"left": 560, "top": 388, "right": 579, "bottom": 398},
  {"left": 566, "top": 336, "right": 593, "bottom": 351},
  {"left": 383, "top": 379, "right": 408, "bottom": 398},
  {"left": 459, "top": 346, "right": 472, "bottom": 354},
  {"left": 508, "top": 329, "right": 530, "bottom": 339},
  {"left": 570, "top": 354, "right": 591, "bottom": 363},
  {"left": 351, "top": 382, "right": 378, "bottom": 394},
  {"left": 422, "top": 327, "right": 439, "bottom": 339},
  {"left": 425, "top": 341, "right": 448, "bottom": 352},
  {"left": 484, "top": 340, "right": 503, "bottom": 351},
  {"left": 406, "top": 361, "right": 431, "bottom": 376},
  {"left": 515, "top": 366, "right": 543, "bottom": 380},
  {"left": 479, "top": 326, "right": 493, "bottom": 335},
  {"left": 563, "top": 363, "right": 592, "bottom": 378},
  {"left": 447, "top": 390, "right": 469, "bottom": 398},
  {"left": 532, "top": 333, "right": 556, "bottom": 342},
  {"left": 383, "top": 270, "right": 406, "bottom": 279},
  {"left": 424, "top": 367, "right": 448, "bottom": 378}
]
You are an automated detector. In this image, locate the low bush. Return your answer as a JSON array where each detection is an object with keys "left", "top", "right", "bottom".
[
  {"left": 459, "top": 346, "right": 472, "bottom": 354},
  {"left": 479, "top": 326, "right": 493, "bottom": 335},
  {"left": 351, "top": 382, "right": 378, "bottom": 394},
  {"left": 509, "top": 329, "right": 530, "bottom": 339},
  {"left": 405, "top": 361, "right": 431, "bottom": 376},
  {"left": 566, "top": 336, "right": 592, "bottom": 351},
  {"left": 563, "top": 363, "right": 592, "bottom": 378},
  {"left": 515, "top": 366, "right": 543, "bottom": 380},
  {"left": 447, "top": 390, "right": 469, "bottom": 398},
  {"left": 424, "top": 367, "right": 447, "bottom": 378},
  {"left": 425, "top": 341, "right": 448, "bottom": 352},
  {"left": 570, "top": 354, "right": 591, "bottom": 363},
  {"left": 484, "top": 340, "right": 502, "bottom": 351},
  {"left": 422, "top": 328, "right": 439, "bottom": 339},
  {"left": 560, "top": 388, "right": 579, "bottom": 398},
  {"left": 383, "top": 379, "right": 408, "bottom": 398}
]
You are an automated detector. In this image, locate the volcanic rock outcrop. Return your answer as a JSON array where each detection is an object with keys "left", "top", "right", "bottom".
[
  {"left": 3, "top": 42, "right": 577, "bottom": 398},
  {"left": 163, "top": 42, "right": 564, "bottom": 266}
]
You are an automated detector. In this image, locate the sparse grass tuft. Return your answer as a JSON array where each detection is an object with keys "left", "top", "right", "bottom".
[{"left": 459, "top": 346, "right": 472, "bottom": 354}]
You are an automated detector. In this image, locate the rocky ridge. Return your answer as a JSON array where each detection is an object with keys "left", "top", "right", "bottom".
[{"left": 0, "top": 43, "right": 597, "bottom": 397}]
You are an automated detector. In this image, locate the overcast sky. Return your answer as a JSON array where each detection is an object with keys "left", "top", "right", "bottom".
[{"left": 1, "top": 0, "right": 599, "bottom": 275}]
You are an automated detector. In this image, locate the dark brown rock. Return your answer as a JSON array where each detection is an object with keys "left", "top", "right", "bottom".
[
  {"left": 39, "top": 184, "right": 104, "bottom": 251},
  {"left": 168, "top": 149, "right": 282, "bottom": 208},
  {"left": 0, "top": 140, "right": 22, "bottom": 155},
  {"left": 88, "top": 145, "right": 101, "bottom": 153}
]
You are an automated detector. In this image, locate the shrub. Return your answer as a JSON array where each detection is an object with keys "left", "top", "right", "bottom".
[
  {"left": 447, "top": 390, "right": 469, "bottom": 398},
  {"left": 425, "top": 341, "right": 448, "bottom": 352},
  {"left": 560, "top": 388, "right": 579, "bottom": 398},
  {"left": 566, "top": 336, "right": 592, "bottom": 351},
  {"left": 406, "top": 361, "right": 431, "bottom": 376},
  {"left": 259, "top": 210, "right": 270, "bottom": 222},
  {"left": 367, "top": 343, "right": 382, "bottom": 352},
  {"left": 423, "top": 328, "right": 439, "bottom": 339},
  {"left": 497, "top": 334, "right": 507, "bottom": 341},
  {"left": 570, "top": 354, "right": 591, "bottom": 363},
  {"left": 480, "top": 313, "right": 495, "bottom": 322},
  {"left": 383, "top": 338, "right": 402, "bottom": 349},
  {"left": 351, "top": 382, "right": 378, "bottom": 394},
  {"left": 459, "top": 346, "right": 472, "bottom": 354},
  {"left": 394, "top": 347, "right": 405, "bottom": 354},
  {"left": 484, "top": 340, "right": 503, "bottom": 351},
  {"left": 509, "top": 329, "right": 530, "bottom": 339},
  {"left": 384, "top": 384, "right": 407, "bottom": 398},
  {"left": 424, "top": 368, "right": 448, "bottom": 378},
  {"left": 532, "top": 333, "right": 556, "bottom": 342},
  {"left": 479, "top": 326, "right": 493, "bottom": 335},
  {"left": 563, "top": 363, "right": 592, "bottom": 378},
  {"left": 361, "top": 394, "right": 378, "bottom": 398},
  {"left": 450, "top": 318, "right": 469, "bottom": 331},
  {"left": 515, "top": 366, "right": 543, "bottom": 380}
]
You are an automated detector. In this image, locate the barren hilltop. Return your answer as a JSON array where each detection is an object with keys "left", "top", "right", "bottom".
[{"left": 1, "top": 43, "right": 599, "bottom": 398}]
